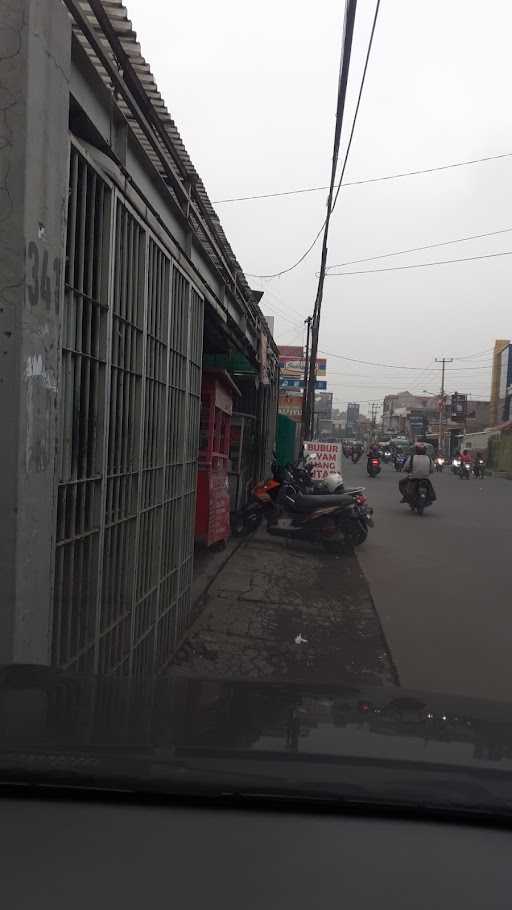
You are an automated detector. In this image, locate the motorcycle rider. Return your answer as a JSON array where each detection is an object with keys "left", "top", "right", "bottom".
[
  {"left": 366, "top": 442, "right": 381, "bottom": 475},
  {"left": 352, "top": 441, "right": 363, "bottom": 463},
  {"left": 460, "top": 449, "right": 472, "bottom": 477},
  {"left": 399, "top": 442, "right": 435, "bottom": 502},
  {"left": 473, "top": 449, "right": 486, "bottom": 477}
]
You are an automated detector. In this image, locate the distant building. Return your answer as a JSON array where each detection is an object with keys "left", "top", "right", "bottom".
[
  {"left": 346, "top": 402, "right": 360, "bottom": 436},
  {"left": 489, "top": 340, "right": 510, "bottom": 425},
  {"left": 466, "top": 399, "right": 491, "bottom": 432},
  {"left": 315, "top": 392, "right": 333, "bottom": 419},
  {"left": 383, "top": 392, "right": 439, "bottom": 437}
]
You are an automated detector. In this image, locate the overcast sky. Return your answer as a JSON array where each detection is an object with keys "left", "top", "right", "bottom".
[{"left": 127, "top": 0, "right": 512, "bottom": 413}]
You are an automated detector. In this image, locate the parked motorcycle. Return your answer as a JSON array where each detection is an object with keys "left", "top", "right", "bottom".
[
  {"left": 402, "top": 478, "right": 435, "bottom": 516},
  {"left": 231, "top": 454, "right": 373, "bottom": 536},
  {"left": 367, "top": 456, "right": 381, "bottom": 477},
  {"left": 231, "top": 476, "right": 281, "bottom": 535},
  {"left": 267, "top": 478, "right": 373, "bottom": 553}
]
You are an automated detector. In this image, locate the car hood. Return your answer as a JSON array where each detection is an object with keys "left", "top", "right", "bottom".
[{"left": 2, "top": 665, "right": 512, "bottom": 817}]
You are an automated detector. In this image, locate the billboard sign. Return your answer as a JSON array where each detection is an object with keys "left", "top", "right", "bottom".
[
  {"left": 280, "top": 379, "right": 327, "bottom": 390},
  {"left": 278, "top": 394, "right": 303, "bottom": 420},
  {"left": 279, "top": 357, "right": 327, "bottom": 379},
  {"left": 450, "top": 392, "right": 468, "bottom": 420},
  {"left": 499, "top": 343, "right": 512, "bottom": 397},
  {"left": 278, "top": 345, "right": 303, "bottom": 359},
  {"left": 303, "top": 440, "right": 342, "bottom": 479}
]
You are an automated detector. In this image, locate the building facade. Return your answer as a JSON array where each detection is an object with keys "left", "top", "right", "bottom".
[
  {"left": 489, "top": 340, "right": 511, "bottom": 426},
  {"left": 0, "top": 0, "right": 277, "bottom": 672}
]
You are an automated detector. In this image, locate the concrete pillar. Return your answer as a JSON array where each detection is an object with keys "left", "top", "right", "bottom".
[{"left": 0, "top": 0, "right": 70, "bottom": 663}]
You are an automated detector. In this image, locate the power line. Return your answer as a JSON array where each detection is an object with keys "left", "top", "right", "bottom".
[
  {"left": 318, "top": 348, "right": 493, "bottom": 371},
  {"left": 452, "top": 347, "right": 495, "bottom": 361},
  {"left": 213, "top": 151, "right": 512, "bottom": 205},
  {"left": 261, "top": 303, "right": 303, "bottom": 328},
  {"left": 246, "top": 223, "right": 326, "bottom": 280},
  {"left": 326, "top": 249, "right": 512, "bottom": 276},
  {"left": 247, "top": 0, "right": 380, "bottom": 283},
  {"left": 319, "top": 348, "right": 441, "bottom": 371},
  {"left": 445, "top": 363, "right": 494, "bottom": 371},
  {"left": 335, "top": 386, "right": 490, "bottom": 405},
  {"left": 330, "top": 0, "right": 381, "bottom": 218},
  {"left": 326, "top": 226, "right": 512, "bottom": 271}
]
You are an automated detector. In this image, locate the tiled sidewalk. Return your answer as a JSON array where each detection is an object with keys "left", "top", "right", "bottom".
[{"left": 171, "top": 532, "right": 398, "bottom": 686}]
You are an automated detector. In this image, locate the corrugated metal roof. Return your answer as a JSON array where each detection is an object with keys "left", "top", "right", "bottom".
[{"left": 65, "top": 0, "right": 272, "bottom": 342}]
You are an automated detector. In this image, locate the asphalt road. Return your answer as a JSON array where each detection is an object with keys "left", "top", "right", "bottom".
[{"left": 344, "top": 457, "right": 512, "bottom": 701}]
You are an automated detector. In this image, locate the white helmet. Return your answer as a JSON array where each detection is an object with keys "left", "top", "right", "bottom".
[{"left": 320, "top": 472, "right": 345, "bottom": 494}]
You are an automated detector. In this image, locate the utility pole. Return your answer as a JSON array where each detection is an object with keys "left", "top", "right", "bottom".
[
  {"left": 304, "top": 0, "right": 358, "bottom": 440},
  {"left": 435, "top": 356, "right": 453, "bottom": 455},
  {"left": 300, "top": 316, "right": 313, "bottom": 443},
  {"left": 369, "top": 401, "right": 380, "bottom": 439}
]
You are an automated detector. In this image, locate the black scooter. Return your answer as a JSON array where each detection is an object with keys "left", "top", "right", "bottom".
[
  {"left": 265, "top": 477, "right": 373, "bottom": 553},
  {"left": 402, "top": 478, "right": 435, "bottom": 516},
  {"left": 367, "top": 456, "right": 381, "bottom": 477}
]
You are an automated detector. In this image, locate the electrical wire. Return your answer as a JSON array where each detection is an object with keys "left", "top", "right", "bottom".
[
  {"left": 245, "top": 223, "right": 327, "bottom": 280},
  {"left": 213, "top": 151, "right": 512, "bottom": 205},
  {"left": 318, "top": 347, "right": 494, "bottom": 372},
  {"left": 247, "top": 0, "right": 379, "bottom": 281},
  {"left": 326, "top": 249, "right": 512, "bottom": 276},
  {"left": 330, "top": 0, "right": 381, "bottom": 217},
  {"left": 452, "top": 347, "right": 495, "bottom": 360},
  {"left": 318, "top": 348, "right": 443, "bottom": 371},
  {"left": 326, "top": 226, "right": 512, "bottom": 271}
]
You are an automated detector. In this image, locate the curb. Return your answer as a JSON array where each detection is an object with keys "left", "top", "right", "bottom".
[
  {"left": 163, "top": 534, "right": 248, "bottom": 674},
  {"left": 190, "top": 535, "right": 246, "bottom": 614}
]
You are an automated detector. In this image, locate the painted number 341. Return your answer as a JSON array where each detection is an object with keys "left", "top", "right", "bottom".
[{"left": 26, "top": 241, "right": 61, "bottom": 314}]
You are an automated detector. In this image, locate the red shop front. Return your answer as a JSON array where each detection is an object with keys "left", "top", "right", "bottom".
[{"left": 195, "top": 370, "right": 240, "bottom": 547}]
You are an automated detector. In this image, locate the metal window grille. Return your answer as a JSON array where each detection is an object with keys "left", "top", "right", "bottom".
[
  {"left": 53, "top": 146, "right": 110, "bottom": 672},
  {"left": 54, "top": 146, "right": 204, "bottom": 674}
]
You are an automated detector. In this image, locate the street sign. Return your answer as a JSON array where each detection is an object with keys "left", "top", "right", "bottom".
[{"left": 303, "top": 440, "right": 343, "bottom": 479}]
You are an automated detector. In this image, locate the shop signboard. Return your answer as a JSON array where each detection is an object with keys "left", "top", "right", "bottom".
[
  {"left": 499, "top": 343, "right": 512, "bottom": 396},
  {"left": 279, "top": 345, "right": 303, "bottom": 359},
  {"left": 303, "top": 440, "right": 343, "bottom": 479},
  {"left": 280, "top": 378, "right": 327, "bottom": 390},
  {"left": 279, "top": 357, "right": 327, "bottom": 379},
  {"left": 450, "top": 392, "right": 468, "bottom": 420},
  {"left": 278, "top": 394, "right": 303, "bottom": 421}
]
